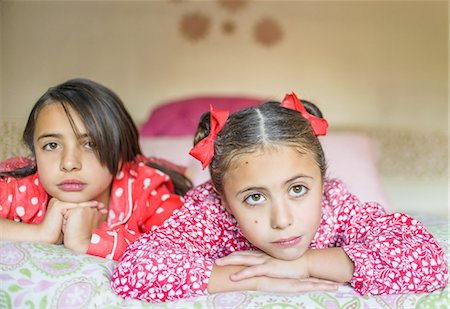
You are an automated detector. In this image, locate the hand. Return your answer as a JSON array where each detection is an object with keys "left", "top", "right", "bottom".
[
  {"left": 37, "top": 198, "right": 66, "bottom": 244},
  {"left": 61, "top": 201, "right": 107, "bottom": 234},
  {"left": 215, "top": 250, "right": 310, "bottom": 281},
  {"left": 63, "top": 205, "right": 105, "bottom": 253}
]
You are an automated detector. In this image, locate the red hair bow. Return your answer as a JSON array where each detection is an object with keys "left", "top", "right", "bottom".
[
  {"left": 281, "top": 92, "right": 328, "bottom": 136},
  {"left": 189, "top": 106, "right": 230, "bottom": 169}
]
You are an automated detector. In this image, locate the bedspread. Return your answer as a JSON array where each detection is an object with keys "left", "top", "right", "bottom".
[{"left": 0, "top": 213, "right": 448, "bottom": 309}]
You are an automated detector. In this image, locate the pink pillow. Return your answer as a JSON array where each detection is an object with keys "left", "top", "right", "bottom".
[
  {"left": 320, "top": 133, "right": 390, "bottom": 209},
  {"left": 140, "top": 133, "right": 391, "bottom": 210},
  {"left": 139, "top": 96, "right": 263, "bottom": 137}
]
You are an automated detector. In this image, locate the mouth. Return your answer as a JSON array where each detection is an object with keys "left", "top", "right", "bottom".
[
  {"left": 271, "top": 236, "right": 302, "bottom": 248},
  {"left": 57, "top": 180, "right": 87, "bottom": 192}
]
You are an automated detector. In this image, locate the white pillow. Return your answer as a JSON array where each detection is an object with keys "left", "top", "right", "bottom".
[{"left": 140, "top": 133, "right": 390, "bottom": 210}]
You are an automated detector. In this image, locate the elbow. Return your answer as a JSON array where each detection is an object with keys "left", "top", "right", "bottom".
[
  {"left": 111, "top": 259, "right": 163, "bottom": 303},
  {"left": 111, "top": 261, "right": 142, "bottom": 300}
]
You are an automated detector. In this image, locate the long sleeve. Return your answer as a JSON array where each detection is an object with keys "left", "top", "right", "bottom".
[
  {"left": 111, "top": 182, "right": 252, "bottom": 303},
  {"left": 87, "top": 158, "right": 185, "bottom": 260},
  {"left": 0, "top": 173, "right": 48, "bottom": 224},
  {"left": 320, "top": 179, "right": 448, "bottom": 295}
]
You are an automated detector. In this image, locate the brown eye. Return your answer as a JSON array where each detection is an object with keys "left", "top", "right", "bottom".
[
  {"left": 43, "top": 142, "right": 59, "bottom": 151},
  {"left": 84, "top": 141, "right": 95, "bottom": 149},
  {"left": 289, "top": 185, "right": 307, "bottom": 197},
  {"left": 244, "top": 193, "right": 266, "bottom": 206}
]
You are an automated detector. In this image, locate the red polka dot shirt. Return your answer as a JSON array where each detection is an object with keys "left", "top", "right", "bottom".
[
  {"left": 112, "top": 179, "right": 448, "bottom": 303},
  {"left": 0, "top": 155, "right": 184, "bottom": 260}
]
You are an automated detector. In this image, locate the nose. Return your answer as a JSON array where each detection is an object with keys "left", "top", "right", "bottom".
[
  {"left": 271, "top": 199, "right": 293, "bottom": 230},
  {"left": 60, "top": 147, "right": 82, "bottom": 172}
]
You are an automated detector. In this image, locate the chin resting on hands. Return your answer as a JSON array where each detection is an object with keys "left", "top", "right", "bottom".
[{"left": 61, "top": 201, "right": 107, "bottom": 253}]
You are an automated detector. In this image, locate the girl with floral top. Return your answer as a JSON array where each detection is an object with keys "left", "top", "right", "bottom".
[
  {"left": 112, "top": 93, "right": 448, "bottom": 302},
  {"left": 0, "top": 78, "right": 192, "bottom": 260}
]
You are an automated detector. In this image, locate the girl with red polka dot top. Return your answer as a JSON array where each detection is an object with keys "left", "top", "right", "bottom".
[
  {"left": 112, "top": 93, "right": 448, "bottom": 302},
  {"left": 0, "top": 78, "right": 191, "bottom": 260}
]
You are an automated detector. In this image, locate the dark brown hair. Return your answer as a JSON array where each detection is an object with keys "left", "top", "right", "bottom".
[
  {"left": 2, "top": 78, "right": 192, "bottom": 195},
  {"left": 193, "top": 101, "right": 327, "bottom": 194}
]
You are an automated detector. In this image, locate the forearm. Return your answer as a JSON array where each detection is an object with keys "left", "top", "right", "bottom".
[
  {"left": 0, "top": 217, "right": 50, "bottom": 243},
  {"left": 208, "top": 264, "right": 258, "bottom": 293},
  {"left": 306, "top": 247, "right": 354, "bottom": 283}
]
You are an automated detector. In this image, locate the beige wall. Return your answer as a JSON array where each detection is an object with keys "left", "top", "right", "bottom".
[
  {"left": 0, "top": 1, "right": 448, "bottom": 215},
  {"left": 1, "top": 0, "right": 448, "bottom": 130},
  {"left": 0, "top": 1, "right": 3, "bottom": 118}
]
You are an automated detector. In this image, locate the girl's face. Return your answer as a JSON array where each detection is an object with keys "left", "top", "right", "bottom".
[
  {"left": 221, "top": 145, "right": 323, "bottom": 261},
  {"left": 33, "top": 103, "right": 113, "bottom": 206}
]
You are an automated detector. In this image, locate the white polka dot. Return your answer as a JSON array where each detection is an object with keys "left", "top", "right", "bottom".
[
  {"left": 31, "top": 197, "right": 38, "bottom": 205},
  {"left": 19, "top": 185, "right": 27, "bottom": 193},
  {"left": 156, "top": 170, "right": 164, "bottom": 176},
  {"left": 143, "top": 178, "right": 151, "bottom": 189},
  {"left": 34, "top": 178, "right": 39, "bottom": 186},
  {"left": 116, "top": 171, "right": 124, "bottom": 180},
  {"left": 37, "top": 210, "right": 43, "bottom": 217},
  {"left": 91, "top": 233, "right": 100, "bottom": 244},
  {"left": 16, "top": 206, "right": 25, "bottom": 216},
  {"left": 161, "top": 194, "right": 170, "bottom": 202},
  {"left": 8, "top": 195, "right": 13, "bottom": 203},
  {"left": 105, "top": 253, "right": 113, "bottom": 259},
  {"left": 0, "top": 205, "right": 2, "bottom": 211},
  {"left": 115, "top": 187, "right": 123, "bottom": 197},
  {"left": 109, "top": 210, "right": 116, "bottom": 219},
  {"left": 151, "top": 190, "right": 157, "bottom": 196},
  {"left": 118, "top": 212, "right": 124, "bottom": 220},
  {"left": 155, "top": 207, "right": 164, "bottom": 214}
]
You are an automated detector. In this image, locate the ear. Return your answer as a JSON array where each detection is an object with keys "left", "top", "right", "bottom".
[
  {"left": 219, "top": 195, "right": 233, "bottom": 215},
  {"left": 211, "top": 184, "right": 234, "bottom": 215}
]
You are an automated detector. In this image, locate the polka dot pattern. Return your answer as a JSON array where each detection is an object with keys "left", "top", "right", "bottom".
[
  {"left": 1, "top": 155, "right": 184, "bottom": 262},
  {"left": 112, "top": 179, "right": 448, "bottom": 303},
  {"left": 1, "top": 173, "right": 48, "bottom": 224}
]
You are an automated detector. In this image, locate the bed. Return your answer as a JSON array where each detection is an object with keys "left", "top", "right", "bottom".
[{"left": 1, "top": 96, "right": 448, "bottom": 308}]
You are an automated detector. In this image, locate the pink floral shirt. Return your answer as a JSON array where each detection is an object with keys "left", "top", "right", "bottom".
[{"left": 111, "top": 179, "right": 448, "bottom": 303}]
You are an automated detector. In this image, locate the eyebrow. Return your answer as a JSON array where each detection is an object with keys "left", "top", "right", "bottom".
[
  {"left": 236, "top": 174, "right": 314, "bottom": 197},
  {"left": 37, "top": 133, "right": 90, "bottom": 141}
]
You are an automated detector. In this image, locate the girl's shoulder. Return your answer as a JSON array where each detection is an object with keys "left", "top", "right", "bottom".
[
  {"left": 184, "top": 181, "right": 221, "bottom": 207},
  {"left": 323, "top": 178, "right": 351, "bottom": 199},
  {"left": 183, "top": 181, "right": 231, "bottom": 218}
]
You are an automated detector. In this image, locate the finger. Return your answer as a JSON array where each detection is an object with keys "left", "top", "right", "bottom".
[
  {"left": 59, "top": 201, "right": 101, "bottom": 210},
  {"left": 215, "top": 250, "right": 267, "bottom": 264},
  {"left": 215, "top": 254, "right": 267, "bottom": 267},
  {"left": 230, "top": 264, "right": 288, "bottom": 281},
  {"left": 98, "top": 208, "right": 108, "bottom": 214}
]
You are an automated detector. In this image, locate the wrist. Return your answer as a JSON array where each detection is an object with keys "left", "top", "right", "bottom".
[
  {"left": 36, "top": 224, "right": 59, "bottom": 244},
  {"left": 303, "top": 249, "right": 312, "bottom": 278},
  {"left": 64, "top": 236, "right": 90, "bottom": 254}
]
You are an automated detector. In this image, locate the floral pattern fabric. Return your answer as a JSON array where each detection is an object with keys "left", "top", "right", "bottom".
[
  {"left": 111, "top": 179, "right": 448, "bottom": 303},
  {"left": 0, "top": 213, "right": 448, "bottom": 308}
]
